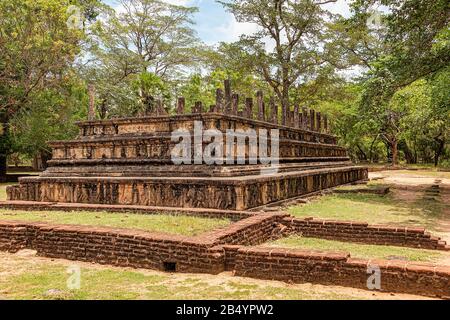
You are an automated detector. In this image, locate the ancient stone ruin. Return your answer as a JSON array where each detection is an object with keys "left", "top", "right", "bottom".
[
  {"left": 2, "top": 81, "right": 450, "bottom": 299},
  {"left": 7, "top": 81, "right": 368, "bottom": 210}
]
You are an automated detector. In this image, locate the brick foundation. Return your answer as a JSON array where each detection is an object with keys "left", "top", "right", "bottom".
[
  {"left": 0, "top": 221, "right": 225, "bottom": 274},
  {"left": 283, "top": 217, "right": 449, "bottom": 250},
  {"left": 0, "top": 218, "right": 449, "bottom": 298},
  {"left": 230, "top": 247, "right": 450, "bottom": 298}
]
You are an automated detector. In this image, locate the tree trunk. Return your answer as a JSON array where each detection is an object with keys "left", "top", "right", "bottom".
[
  {"left": 356, "top": 144, "right": 368, "bottom": 161},
  {"left": 0, "top": 153, "right": 6, "bottom": 183},
  {"left": 399, "top": 140, "right": 415, "bottom": 164},
  {"left": 281, "top": 85, "right": 289, "bottom": 126},
  {"left": 434, "top": 138, "right": 445, "bottom": 167},
  {"left": 0, "top": 118, "right": 9, "bottom": 182},
  {"left": 391, "top": 137, "right": 398, "bottom": 166}
]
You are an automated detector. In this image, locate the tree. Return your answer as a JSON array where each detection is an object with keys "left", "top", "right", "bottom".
[
  {"left": 353, "top": 0, "right": 449, "bottom": 165},
  {"left": 0, "top": 0, "right": 84, "bottom": 180},
  {"left": 86, "top": 0, "right": 202, "bottom": 115},
  {"left": 219, "top": 0, "right": 338, "bottom": 124},
  {"left": 9, "top": 78, "right": 88, "bottom": 168}
]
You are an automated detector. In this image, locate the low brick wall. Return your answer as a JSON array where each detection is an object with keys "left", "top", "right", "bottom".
[
  {"left": 230, "top": 247, "right": 450, "bottom": 298},
  {"left": 199, "top": 213, "right": 288, "bottom": 246},
  {"left": 0, "top": 219, "right": 449, "bottom": 298},
  {"left": 0, "top": 221, "right": 224, "bottom": 274},
  {"left": 283, "top": 217, "right": 449, "bottom": 250}
]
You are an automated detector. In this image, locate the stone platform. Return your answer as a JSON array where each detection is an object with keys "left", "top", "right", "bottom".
[{"left": 7, "top": 92, "right": 368, "bottom": 210}]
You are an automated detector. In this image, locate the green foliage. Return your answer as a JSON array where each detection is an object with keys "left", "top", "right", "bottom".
[
  {"left": 0, "top": 0, "right": 86, "bottom": 171},
  {"left": 218, "top": 0, "right": 337, "bottom": 112},
  {"left": 84, "top": 0, "right": 202, "bottom": 116},
  {"left": 10, "top": 78, "right": 88, "bottom": 157},
  {"left": 0, "top": 0, "right": 448, "bottom": 167}
]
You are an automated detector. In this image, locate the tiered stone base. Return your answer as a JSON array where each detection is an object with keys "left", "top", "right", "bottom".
[
  {"left": 7, "top": 166, "right": 367, "bottom": 210},
  {"left": 7, "top": 113, "right": 368, "bottom": 209}
]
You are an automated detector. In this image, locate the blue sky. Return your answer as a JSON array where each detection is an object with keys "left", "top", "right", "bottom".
[{"left": 106, "top": 0, "right": 353, "bottom": 45}]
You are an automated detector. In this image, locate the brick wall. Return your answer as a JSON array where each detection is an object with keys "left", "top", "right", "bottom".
[
  {"left": 0, "top": 220, "right": 449, "bottom": 298},
  {"left": 283, "top": 217, "right": 449, "bottom": 250},
  {"left": 230, "top": 247, "right": 450, "bottom": 298},
  {"left": 200, "top": 213, "right": 288, "bottom": 246},
  {"left": 0, "top": 221, "right": 224, "bottom": 274}
]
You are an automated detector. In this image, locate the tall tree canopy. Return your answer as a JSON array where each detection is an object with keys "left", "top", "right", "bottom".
[
  {"left": 85, "top": 0, "right": 202, "bottom": 116},
  {"left": 219, "top": 0, "right": 339, "bottom": 124},
  {"left": 0, "top": 0, "right": 85, "bottom": 179}
]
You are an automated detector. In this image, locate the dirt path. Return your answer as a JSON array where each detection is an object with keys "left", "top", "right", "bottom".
[{"left": 369, "top": 170, "right": 450, "bottom": 242}]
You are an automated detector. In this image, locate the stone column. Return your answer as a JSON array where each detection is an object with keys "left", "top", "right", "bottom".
[
  {"left": 88, "top": 84, "right": 96, "bottom": 121},
  {"left": 224, "top": 79, "right": 232, "bottom": 113},
  {"left": 177, "top": 97, "right": 185, "bottom": 114},
  {"left": 245, "top": 98, "right": 253, "bottom": 119},
  {"left": 310, "top": 109, "right": 316, "bottom": 131},
  {"left": 256, "top": 91, "right": 264, "bottom": 121},
  {"left": 294, "top": 104, "right": 300, "bottom": 128}
]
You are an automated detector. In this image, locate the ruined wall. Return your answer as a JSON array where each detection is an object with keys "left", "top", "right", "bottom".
[
  {"left": 229, "top": 247, "right": 450, "bottom": 298},
  {"left": 198, "top": 213, "right": 288, "bottom": 246},
  {"left": 1, "top": 220, "right": 449, "bottom": 298},
  {"left": 283, "top": 217, "right": 449, "bottom": 250},
  {"left": 0, "top": 221, "right": 224, "bottom": 274}
]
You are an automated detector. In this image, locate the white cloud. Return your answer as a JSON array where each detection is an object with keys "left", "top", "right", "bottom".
[
  {"left": 322, "top": 0, "right": 352, "bottom": 17},
  {"left": 213, "top": 17, "right": 259, "bottom": 44}
]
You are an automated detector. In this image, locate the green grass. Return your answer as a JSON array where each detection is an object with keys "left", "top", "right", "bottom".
[
  {"left": 267, "top": 236, "right": 449, "bottom": 263},
  {"left": 288, "top": 193, "right": 445, "bottom": 231},
  {"left": 0, "top": 252, "right": 421, "bottom": 300},
  {"left": 0, "top": 209, "right": 230, "bottom": 237}
]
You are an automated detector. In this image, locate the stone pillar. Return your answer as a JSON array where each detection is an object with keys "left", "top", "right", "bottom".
[
  {"left": 215, "top": 89, "right": 224, "bottom": 113},
  {"left": 194, "top": 101, "right": 203, "bottom": 113},
  {"left": 177, "top": 97, "right": 185, "bottom": 114},
  {"left": 310, "top": 109, "right": 316, "bottom": 131},
  {"left": 88, "top": 84, "right": 96, "bottom": 121},
  {"left": 224, "top": 79, "right": 232, "bottom": 113},
  {"left": 302, "top": 107, "right": 308, "bottom": 129},
  {"left": 232, "top": 94, "right": 239, "bottom": 115},
  {"left": 323, "top": 115, "right": 329, "bottom": 133},
  {"left": 294, "top": 104, "right": 300, "bottom": 128},
  {"left": 316, "top": 112, "right": 322, "bottom": 132},
  {"left": 256, "top": 91, "right": 264, "bottom": 121},
  {"left": 245, "top": 98, "right": 253, "bottom": 119}
]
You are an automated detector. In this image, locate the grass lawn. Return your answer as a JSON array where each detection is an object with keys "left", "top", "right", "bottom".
[
  {"left": 0, "top": 209, "right": 231, "bottom": 237},
  {"left": 288, "top": 193, "right": 445, "bottom": 231},
  {"left": 266, "top": 236, "right": 450, "bottom": 263},
  {"left": 0, "top": 252, "right": 430, "bottom": 300}
]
